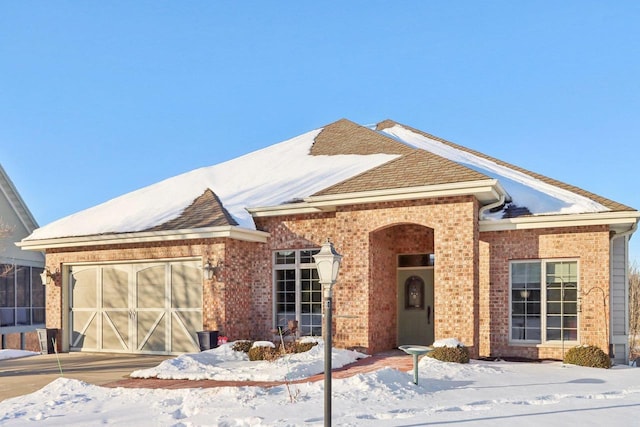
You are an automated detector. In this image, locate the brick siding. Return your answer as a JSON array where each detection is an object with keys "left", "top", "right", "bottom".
[
  {"left": 480, "top": 225, "right": 611, "bottom": 360},
  {"left": 42, "top": 201, "right": 613, "bottom": 361}
]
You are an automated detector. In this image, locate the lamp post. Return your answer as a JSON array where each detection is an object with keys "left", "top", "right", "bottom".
[{"left": 313, "top": 239, "right": 342, "bottom": 427}]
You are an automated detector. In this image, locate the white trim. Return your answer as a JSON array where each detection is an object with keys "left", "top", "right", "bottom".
[
  {"left": 508, "top": 259, "right": 580, "bottom": 346},
  {"left": 249, "top": 179, "right": 506, "bottom": 217},
  {"left": 480, "top": 211, "right": 640, "bottom": 232},
  {"left": 17, "top": 226, "right": 270, "bottom": 250},
  {"left": 248, "top": 203, "right": 326, "bottom": 217}
]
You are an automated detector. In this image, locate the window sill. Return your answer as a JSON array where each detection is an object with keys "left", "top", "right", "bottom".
[
  {"left": 536, "top": 341, "right": 579, "bottom": 349},
  {"left": 508, "top": 341, "right": 579, "bottom": 348}
]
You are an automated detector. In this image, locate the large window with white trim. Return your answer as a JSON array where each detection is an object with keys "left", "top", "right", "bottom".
[
  {"left": 274, "top": 249, "right": 321, "bottom": 336},
  {"left": 510, "top": 260, "right": 578, "bottom": 344}
]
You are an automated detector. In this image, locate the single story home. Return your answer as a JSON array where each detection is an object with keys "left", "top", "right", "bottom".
[
  {"left": 0, "top": 163, "right": 45, "bottom": 351},
  {"left": 18, "top": 119, "right": 639, "bottom": 364}
]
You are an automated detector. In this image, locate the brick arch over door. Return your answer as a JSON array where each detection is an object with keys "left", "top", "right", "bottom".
[
  {"left": 368, "top": 223, "right": 434, "bottom": 353},
  {"left": 333, "top": 197, "right": 480, "bottom": 355}
]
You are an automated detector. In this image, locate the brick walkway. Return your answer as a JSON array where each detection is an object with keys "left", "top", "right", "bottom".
[{"left": 104, "top": 350, "right": 414, "bottom": 390}]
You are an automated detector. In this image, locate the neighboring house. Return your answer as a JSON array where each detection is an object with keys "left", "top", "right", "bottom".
[
  {"left": 0, "top": 163, "right": 45, "bottom": 350},
  {"left": 18, "top": 119, "right": 639, "bottom": 364}
]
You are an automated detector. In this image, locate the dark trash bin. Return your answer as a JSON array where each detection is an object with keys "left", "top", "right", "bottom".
[
  {"left": 36, "top": 328, "right": 58, "bottom": 354},
  {"left": 197, "top": 330, "right": 219, "bottom": 351}
]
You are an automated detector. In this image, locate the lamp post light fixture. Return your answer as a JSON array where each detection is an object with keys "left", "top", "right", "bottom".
[{"left": 313, "top": 239, "right": 342, "bottom": 427}]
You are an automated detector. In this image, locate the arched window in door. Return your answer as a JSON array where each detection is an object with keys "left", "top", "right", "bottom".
[{"left": 405, "top": 275, "right": 425, "bottom": 309}]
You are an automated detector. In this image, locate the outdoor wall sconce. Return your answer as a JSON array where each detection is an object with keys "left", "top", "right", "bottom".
[
  {"left": 203, "top": 259, "right": 223, "bottom": 281},
  {"left": 40, "top": 267, "right": 60, "bottom": 285}
]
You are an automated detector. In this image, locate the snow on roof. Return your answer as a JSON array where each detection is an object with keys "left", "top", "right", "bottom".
[
  {"left": 25, "top": 128, "right": 399, "bottom": 241},
  {"left": 26, "top": 119, "right": 615, "bottom": 242},
  {"left": 379, "top": 124, "right": 609, "bottom": 219}
]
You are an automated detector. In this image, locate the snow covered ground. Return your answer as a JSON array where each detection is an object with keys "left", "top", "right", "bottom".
[{"left": 1, "top": 342, "right": 639, "bottom": 426}]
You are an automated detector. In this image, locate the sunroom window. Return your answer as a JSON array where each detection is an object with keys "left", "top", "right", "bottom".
[
  {"left": 274, "top": 249, "right": 321, "bottom": 336},
  {"left": 510, "top": 260, "right": 578, "bottom": 344},
  {"left": 0, "top": 264, "right": 45, "bottom": 327}
]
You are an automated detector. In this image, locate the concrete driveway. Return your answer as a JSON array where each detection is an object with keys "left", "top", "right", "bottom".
[{"left": 0, "top": 352, "right": 170, "bottom": 401}]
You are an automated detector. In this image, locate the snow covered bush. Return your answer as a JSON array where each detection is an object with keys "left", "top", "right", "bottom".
[
  {"left": 232, "top": 340, "right": 254, "bottom": 353},
  {"left": 234, "top": 338, "right": 318, "bottom": 361},
  {"left": 287, "top": 340, "right": 318, "bottom": 354},
  {"left": 427, "top": 338, "right": 470, "bottom": 364},
  {"left": 248, "top": 341, "right": 278, "bottom": 361},
  {"left": 564, "top": 345, "right": 611, "bottom": 369}
]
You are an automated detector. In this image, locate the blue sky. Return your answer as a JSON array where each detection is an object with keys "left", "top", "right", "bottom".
[{"left": 1, "top": 1, "right": 639, "bottom": 261}]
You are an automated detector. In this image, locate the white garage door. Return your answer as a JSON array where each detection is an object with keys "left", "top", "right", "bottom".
[{"left": 69, "top": 261, "right": 203, "bottom": 354}]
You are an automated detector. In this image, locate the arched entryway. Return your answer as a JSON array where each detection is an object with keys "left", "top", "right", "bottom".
[{"left": 369, "top": 223, "right": 435, "bottom": 352}]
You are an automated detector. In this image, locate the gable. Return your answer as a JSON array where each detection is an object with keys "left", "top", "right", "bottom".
[{"left": 0, "top": 164, "right": 43, "bottom": 263}]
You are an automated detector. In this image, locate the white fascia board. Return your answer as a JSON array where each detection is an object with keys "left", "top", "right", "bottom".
[
  {"left": 479, "top": 211, "right": 640, "bottom": 233},
  {"left": 16, "top": 226, "right": 270, "bottom": 251},
  {"left": 248, "top": 180, "right": 504, "bottom": 217},
  {"left": 247, "top": 203, "right": 326, "bottom": 217}
]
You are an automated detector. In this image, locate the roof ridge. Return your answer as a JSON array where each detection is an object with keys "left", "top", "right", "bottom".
[{"left": 378, "top": 120, "right": 634, "bottom": 212}]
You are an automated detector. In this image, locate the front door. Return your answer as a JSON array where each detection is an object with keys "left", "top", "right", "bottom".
[{"left": 397, "top": 268, "right": 434, "bottom": 346}]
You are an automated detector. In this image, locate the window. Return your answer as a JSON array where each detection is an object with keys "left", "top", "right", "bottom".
[
  {"left": 274, "top": 249, "right": 321, "bottom": 336},
  {"left": 510, "top": 260, "right": 578, "bottom": 344},
  {"left": 0, "top": 264, "right": 45, "bottom": 327}
]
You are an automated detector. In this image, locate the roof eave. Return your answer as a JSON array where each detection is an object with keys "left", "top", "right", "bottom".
[
  {"left": 249, "top": 179, "right": 506, "bottom": 217},
  {"left": 479, "top": 211, "right": 640, "bottom": 233},
  {"left": 17, "top": 225, "right": 270, "bottom": 250}
]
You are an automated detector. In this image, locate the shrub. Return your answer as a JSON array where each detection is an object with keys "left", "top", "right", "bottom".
[
  {"left": 427, "top": 345, "right": 470, "bottom": 364},
  {"left": 232, "top": 340, "right": 254, "bottom": 354},
  {"left": 248, "top": 345, "right": 279, "bottom": 361},
  {"left": 564, "top": 345, "right": 611, "bottom": 369},
  {"left": 290, "top": 341, "right": 318, "bottom": 353},
  {"left": 235, "top": 339, "right": 317, "bottom": 361}
]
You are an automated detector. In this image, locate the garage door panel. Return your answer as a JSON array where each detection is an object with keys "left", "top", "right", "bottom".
[
  {"left": 103, "top": 311, "right": 129, "bottom": 351},
  {"left": 71, "top": 311, "right": 97, "bottom": 349},
  {"left": 72, "top": 268, "right": 97, "bottom": 308},
  {"left": 102, "top": 268, "right": 129, "bottom": 309},
  {"left": 172, "top": 311, "right": 201, "bottom": 352},
  {"left": 171, "top": 264, "right": 202, "bottom": 308},
  {"left": 137, "top": 266, "right": 166, "bottom": 309},
  {"left": 137, "top": 311, "right": 166, "bottom": 352}
]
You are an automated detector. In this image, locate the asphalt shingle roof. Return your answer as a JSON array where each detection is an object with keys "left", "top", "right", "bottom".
[
  {"left": 310, "top": 118, "right": 413, "bottom": 156},
  {"left": 145, "top": 188, "right": 238, "bottom": 231},
  {"left": 376, "top": 119, "right": 634, "bottom": 212},
  {"left": 314, "top": 149, "right": 489, "bottom": 196}
]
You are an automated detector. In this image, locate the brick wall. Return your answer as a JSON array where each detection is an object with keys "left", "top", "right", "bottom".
[
  {"left": 41, "top": 200, "right": 611, "bottom": 361},
  {"left": 0, "top": 331, "right": 40, "bottom": 352},
  {"left": 480, "top": 225, "right": 611, "bottom": 360},
  {"left": 256, "top": 196, "right": 480, "bottom": 355}
]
